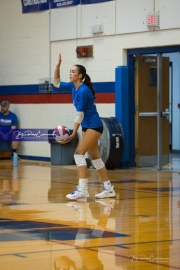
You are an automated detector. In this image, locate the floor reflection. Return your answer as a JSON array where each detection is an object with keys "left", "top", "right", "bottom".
[
  {"left": 54, "top": 200, "right": 116, "bottom": 270},
  {"left": 0, "top": 167, "right": 20, "bottom": 205},
  {"left": 0, "top": 161, "right": 180, "bottom": 269},
  {"left": 170, "top": 151, "right": 180, "bottom": 171}
]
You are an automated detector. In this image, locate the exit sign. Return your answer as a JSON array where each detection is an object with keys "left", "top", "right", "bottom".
[
  {"left": 148, "top": 14, "right": 156, "bottom": 25},
  {"left": 146, "top": 13, "right": 159, "bottom": 30}
]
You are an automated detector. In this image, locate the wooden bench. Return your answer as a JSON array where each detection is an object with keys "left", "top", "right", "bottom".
[{"left": 0, "top": 142, "right": 12, "bottom": 158}]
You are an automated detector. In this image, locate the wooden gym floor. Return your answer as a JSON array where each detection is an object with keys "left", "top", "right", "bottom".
[{"left": 0, "top": 159, "right": 180, "bottom": 270}]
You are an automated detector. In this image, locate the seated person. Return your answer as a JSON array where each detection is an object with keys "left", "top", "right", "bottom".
[{"left": 0, "top": 100, "right": 19, "bottom": 158}]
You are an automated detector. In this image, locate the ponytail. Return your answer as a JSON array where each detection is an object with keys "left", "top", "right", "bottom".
[
  {"left": 84, "top": 73, "right": 96, "bottom": 99},
  {"left": 75, "top": 64, "right": 96, "bottom": 99}
]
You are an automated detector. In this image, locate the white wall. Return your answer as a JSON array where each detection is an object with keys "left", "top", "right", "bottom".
[
  {"left": 0, "top": 0, "right": 49, "bottom": 85},
  {"left": 51, "top": 0, "right": 180, "bottom": 38},
  {"left": 1, "top": 0, "right": 180, "bottom": 158},
  {"left": 1, "top": 0, "right": 180, "bottom": 86}
]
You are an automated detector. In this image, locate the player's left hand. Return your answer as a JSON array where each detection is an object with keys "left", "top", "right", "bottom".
[{"left": 57, "top": 134, "right": 75, "bottom": 144}]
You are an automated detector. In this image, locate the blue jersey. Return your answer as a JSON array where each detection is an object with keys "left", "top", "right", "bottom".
[
  {"left": 0, "top": 111, "right": 18, "bottom": 129},
  {"left": 60, "top": 82, "right": 102, "bottom": 128}
]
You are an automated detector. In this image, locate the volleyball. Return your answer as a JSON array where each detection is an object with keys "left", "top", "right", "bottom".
[{"left": 54, "top": 125, "right": 70, "bottom": 142}]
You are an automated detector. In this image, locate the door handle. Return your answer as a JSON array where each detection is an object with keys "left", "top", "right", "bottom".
[
  {"left": 161, "top": 108, "right": 169, "bottom": 120},
  {"left": 139, "top": 109, "right": 169, "bottom": 119},
  {"left": 139, "top": 112, "right": 157, "bottom": 116}
]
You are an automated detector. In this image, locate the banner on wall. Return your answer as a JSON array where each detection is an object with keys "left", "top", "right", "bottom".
[
  {"left": 0, "top": 128, "right": 57, "bottom": 142},
  {"left": 21, "top": 0, "right": 49, "bottom": 13},
  {"left": 50, "top": 0, "right": 80, "bottom": 9},
  {"left": 21, "top": 0, "right": 110, "bottom": 13},
  {"left": 81, "top": 0, "right": 113, "bottom": 4}
]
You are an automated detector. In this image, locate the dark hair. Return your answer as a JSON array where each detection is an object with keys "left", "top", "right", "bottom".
[{"left": 75, "top": 64, "right": 95, "bottom": 99}]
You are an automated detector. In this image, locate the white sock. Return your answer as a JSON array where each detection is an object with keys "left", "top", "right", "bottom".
[
  {"left": 78, "top": 179, "right": 88, "bottom": 190},
  {"left": 103, "top": 180, "right": 111, "bottom": 189}
]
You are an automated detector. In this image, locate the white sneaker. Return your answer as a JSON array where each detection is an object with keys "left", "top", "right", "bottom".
[
  {"left": 95, "top": 185, "right": 116, "bottom": 199},
  {"left": 66, "top": 187, "right": 89, "bottom": 200}
]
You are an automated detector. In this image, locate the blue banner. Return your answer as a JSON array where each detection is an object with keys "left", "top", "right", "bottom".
[
  {"left": 50, "top": 0, "right": 80, "bottom": 9},
  {"left": 0, "top": 129, "right": 57, "bottom": 142},
  {"left": 21, "top": 0, "right": 49, "bottom": 13},
  {"left": 81, "top": 0, "right": 113, "bottom": 4}
]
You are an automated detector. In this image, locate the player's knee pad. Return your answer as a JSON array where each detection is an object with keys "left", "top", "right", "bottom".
[
  {"left": 74, "top": 153, "right": 87, "bottom": 167},
  {"left": 92, "top": 158, "right": 105, "bottom": 170}
]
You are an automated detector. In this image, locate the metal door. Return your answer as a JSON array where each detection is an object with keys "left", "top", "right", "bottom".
[{"left": 135, "top": 55, "right": 170, "bottom": 167}]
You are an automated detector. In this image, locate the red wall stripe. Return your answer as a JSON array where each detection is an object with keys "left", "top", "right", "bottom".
[{"left": 0, "top": 93, "right": 114, "bottom": 104}]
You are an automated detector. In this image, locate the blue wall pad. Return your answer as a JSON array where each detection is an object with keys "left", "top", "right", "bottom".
[{"left": 115, "top": 66, "right": 129, "bottom": 164}]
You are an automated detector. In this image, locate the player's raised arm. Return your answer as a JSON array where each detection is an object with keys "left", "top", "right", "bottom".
[{"left": 53, "top": 53, "right": 62, "bottom": 88}]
